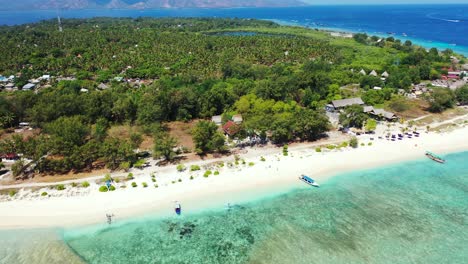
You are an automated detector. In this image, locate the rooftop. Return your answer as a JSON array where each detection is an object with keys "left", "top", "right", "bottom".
[{"left": 331, "top": 97, "right": 364, "bottom": 108}]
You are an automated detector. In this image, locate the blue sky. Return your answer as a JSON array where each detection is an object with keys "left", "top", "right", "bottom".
[{"left": 304, "top": 0, "right": 467, "bottom": 4}]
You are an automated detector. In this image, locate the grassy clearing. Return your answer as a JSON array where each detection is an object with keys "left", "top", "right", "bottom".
[
  {"left": 414, "top": 107, "right": 468, "bottom": 126},
  {"left": 166, "top": 121, "right": 197, "bottom": 150}
]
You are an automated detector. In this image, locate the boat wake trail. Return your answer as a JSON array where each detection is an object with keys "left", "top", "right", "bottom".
[{"left": 426, "top": 13, "right": 461, "bottom": 23}]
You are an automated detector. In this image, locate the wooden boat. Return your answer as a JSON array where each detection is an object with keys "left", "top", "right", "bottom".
[
  {"left": 425, "top": 151, "right": 445, "bottom": 163},
  {"left": 299, "top": 174, "right": 319, "bottom": 187}
]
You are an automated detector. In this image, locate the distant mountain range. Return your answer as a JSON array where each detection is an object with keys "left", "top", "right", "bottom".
[{"left": 8, "top": 0, "right": 308, "bottom": 10}]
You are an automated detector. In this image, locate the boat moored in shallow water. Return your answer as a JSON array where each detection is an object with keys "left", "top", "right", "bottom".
[
  {"left": 425, "top": 151, "right": 445, "bottom": 163},
  {"left": 299, "top": 175, "right": 319, "bottom": 187},
  {"left": 175, "top": 202, "right": 182, "bottom": 215}
]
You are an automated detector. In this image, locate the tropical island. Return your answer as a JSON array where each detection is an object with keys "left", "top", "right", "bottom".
[{"left": 0, "top": 18, "right": 467, "bottom": 227}]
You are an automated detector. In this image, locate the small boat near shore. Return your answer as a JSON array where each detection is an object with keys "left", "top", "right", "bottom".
[
  {"left": 425, "top": 151, "right": 445, "bottom": 163},
  {"left": 175, "top": 202, "right": 182, "bottom": 215},
  {"left": 299, "top": 175, "right": 319, "bottom": 187}
]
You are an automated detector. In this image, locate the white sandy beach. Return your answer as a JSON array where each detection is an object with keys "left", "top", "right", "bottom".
[{"left": 0, "top": 126, "right": 467, "bottom": 229}]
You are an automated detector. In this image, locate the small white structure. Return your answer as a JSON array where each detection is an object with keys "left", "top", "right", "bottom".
[
  {"left": 233, "top": 114, "right": 243, "bottom": 124},
  {"left": 39, "top": 75, "right": 51, "bottom": 80},
  {"left": 369, "top": 70, "right": 378, "bottom": 77},
  {"left": 98, "top": 83, "right": 109, "bottom": 90},
  {"left": 381, "top": 71, "right": 389, "bottom": 78},
  {"left": 211, "top": 115, "right": 222, "bottom": 125},
  {"left": 22, "top": 83, "right": 35, "bottom": 90},
  {"left": 373, "top": 86, "right": 382, "bottom": 90},
  {"left": 359, "top": 69, "right": 366, "bottom": 75},
  {"left": 80, "top": 88, "right": 89, "bottom": 93}
]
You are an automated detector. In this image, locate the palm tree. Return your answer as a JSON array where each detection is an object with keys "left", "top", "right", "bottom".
[{"left": 0, "top": 112, "right": 15, "bottom": 128}]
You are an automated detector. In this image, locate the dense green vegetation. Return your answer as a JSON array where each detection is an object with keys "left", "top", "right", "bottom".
[{"left": 0, "top": 18, "right": 461, "bottom": 176}]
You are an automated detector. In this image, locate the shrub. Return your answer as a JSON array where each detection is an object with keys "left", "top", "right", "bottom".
[
  {"left": 190, "top": 165, "right": 201, "bottom": 171},
  {"left": 361, "top": 143, "right": 365, "bottom": 146},
  {"left": 154, "top": 184, "right": 159, "bottom": 188},
  {"left": 41, "top": 192, "right": 48, "bottom": 196},
  {"left": 204, "top": 170, "right": 212, "bottom": 178},
  {"left": 172, "top": 181, "right": 176, "bottom": 184},
  {"left": 190, "top": 175, "right": 194, "bottom": 180},
  {"left": 349, "top": 137, "right": 359, "bottom": 148},
  {"left": 127, "top": 173, "right": 134, "bottom": 180},
  {"left": 248, "top": 162, "right": 255, "bottom": 166},
  {"left": 315, "top": 147, "right": 322, "bottom": 152},
  {"left": 109, "top": 185, "right": 116, "bottom": 191},
  {"left": 326, "top": 145, "right": 336, "bottom": 150},
  {"left": 142, "top": 182, "right": 148, "bottom": 188},
  {"left": 283, "top": 144, "right": 288, "bottom": 156},
  {"left": 71, "top": 182, "right": 78, "bottom": 187},
  {"left": 178, "top": 179, "right": 182, "bottom": 182},
  {"left": 104, "top": 173, "right": 111, "bottom": 181},
  {"left": 82, "top": 181, "right": 90, "bottom": 188},
  {"left": 260, "top": 156, "right": 266, "bottom": 162},
  {"left": 177, "top": 164, "right": 186, "bottom": 172},
  {"left": 218, "top": 162, "right": 224, "bottom": 168},
  {"left": 214, "top": 171, "right": 219, "bottom": 175},
  {"left": 9, "top": 190, "right": 16, "bottom": 197},
  {"left": 120, "top": 161, "right": 131, "bottom": 171},
  {"left": 242, "top": 159, "right": 246, "bottom": 165},
  {"left": 341, "top": 142, "right": 349, "bottom": 148},
  {"left": 131, "top": 182, "right": 137, "bottom": 188},
  {"left": 56, "top": 184, "right": 65, "bottom": 191},
  {"left": 99, "top": 186, "right": 108, "bottom": 192},
  {"left": 368, "top": 142, "right": 373, "bottom": 146},
  {"left": 152, "top": 178, "right": 156, "bottom": 182},
  {"left": 115, "top": 178, "right": 121, "bottom": 183}
]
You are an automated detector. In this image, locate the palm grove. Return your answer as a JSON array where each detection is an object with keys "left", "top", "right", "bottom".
[{"left": 0, "top": 18, "right": 464, "bottom": 176}]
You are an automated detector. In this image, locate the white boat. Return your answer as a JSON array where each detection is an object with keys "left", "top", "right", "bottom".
[{"left": 299, "top": 175, "right": 319, "bottom": 187}]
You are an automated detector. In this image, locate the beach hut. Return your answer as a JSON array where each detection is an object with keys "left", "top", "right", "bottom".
[
  {"left": 223, "top": 121, "right": 240, "bottom": 137},
  {"left": 381, "top": 71, "right": 389, "bottom": 78},
  {"left": 331, "top": 97, "right": 364, "bottom": 110},
  {"left": 359, "top": 69, "right": 366, "bottom": 75},
  {"left": 369, "top": 70, "right": 378, "bottom": 77}
]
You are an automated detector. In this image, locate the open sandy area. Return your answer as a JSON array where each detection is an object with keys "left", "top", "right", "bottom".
[{"left": 0, "top": 126, "right": 467, "bottom": 229}]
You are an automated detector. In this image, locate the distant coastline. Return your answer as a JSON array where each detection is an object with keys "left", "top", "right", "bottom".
[
  {"left": 1, "top": 5, "right": 467, "bottom": 56},
  {"left": 269, "top": 19, "right": 468, "bottom": 57}
]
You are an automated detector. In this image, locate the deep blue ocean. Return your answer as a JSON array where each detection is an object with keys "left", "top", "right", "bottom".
[
  {"left": 1, "top": 151, "right": 467, "bottom": 263},
  {"left": 0, "top": 5, "right": 467, "bottom": 55}
]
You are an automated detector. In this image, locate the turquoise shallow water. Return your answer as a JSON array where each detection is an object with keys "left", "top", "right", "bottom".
[
  {"left": 61, "top": 151, "right": 468, "bottom": 264},
  {"left": 1, "top": 151, "right": 467, "bottom": 264}
]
